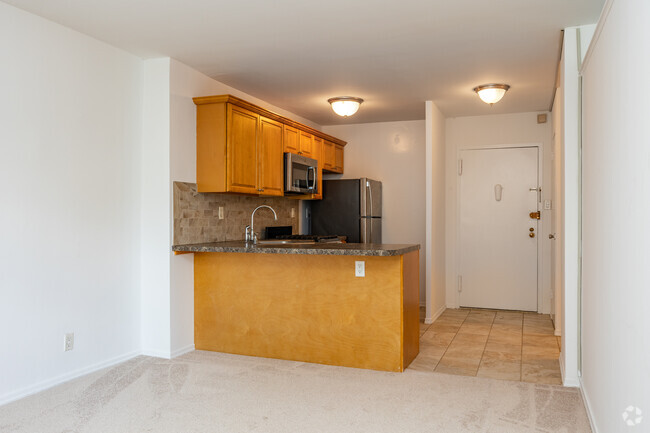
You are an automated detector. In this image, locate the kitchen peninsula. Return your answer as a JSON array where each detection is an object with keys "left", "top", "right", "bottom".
[{"left": 173, "top": 242, "right": 420, "bottom": 372}]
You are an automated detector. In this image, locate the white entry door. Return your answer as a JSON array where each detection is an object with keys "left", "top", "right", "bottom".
[{"left": 459, "top": 147, "right": 539, "bottom": 311}]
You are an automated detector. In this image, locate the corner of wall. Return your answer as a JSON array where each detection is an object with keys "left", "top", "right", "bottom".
[{"left": 425, "top": 101, "right": 447, "bottom": 321}]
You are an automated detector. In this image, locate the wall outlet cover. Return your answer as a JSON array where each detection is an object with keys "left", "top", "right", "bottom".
[
  {"left": 355, "top": 261, "right": 365, "bottom": 277},
  {"left": 64, "top": 333, "right": 74, "bottom": 352}
]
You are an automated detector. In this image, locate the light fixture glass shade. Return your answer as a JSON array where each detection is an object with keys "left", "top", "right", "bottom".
[
  {"left": 328, "top": 97, "right": 364, "bottom": 116},
  {"left": 473, "top": 84, "right": 510, "bottom": 105}
]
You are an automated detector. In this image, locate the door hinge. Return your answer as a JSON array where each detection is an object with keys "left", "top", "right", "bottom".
[
  {"left": 458, "top": 159, "right": 463, "bottom": 176},
  {"left": 458, "top": 275, "right": 463, "bottom": 293}
]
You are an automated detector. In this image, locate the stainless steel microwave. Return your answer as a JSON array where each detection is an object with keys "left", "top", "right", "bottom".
[{"left": 284, "top": 153, "right": 318, "bottom": 194}]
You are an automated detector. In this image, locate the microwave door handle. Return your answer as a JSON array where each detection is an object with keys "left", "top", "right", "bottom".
[
  {"left": 310, "top": 166, "right": 317, "bottom": 192},
  {"left": 307, "top": 166, "right": 316, "bottom": 191}
]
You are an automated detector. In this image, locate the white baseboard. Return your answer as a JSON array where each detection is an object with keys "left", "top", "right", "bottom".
[
  {"left": 559, "top": 357, "right": 579, "bottom": 387},
  {"left": 140, "top": 348, "right": 172, "bottom": 359},
  {"left": 424, "top": 304, "right": 446, "bottom": 325},
  {"left": 579, "top": 377, "right": 599, "bottom": 433},
  {"left": 0, "top": 350, "right": 141, "bottom": 407},
  {"left": 171, "top": 344, "right": 195, "bottom": 358}
]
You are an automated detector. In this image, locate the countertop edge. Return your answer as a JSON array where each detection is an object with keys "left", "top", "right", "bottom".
[{"left": 171, "top": 243, "right": 420, "bottom": 257}]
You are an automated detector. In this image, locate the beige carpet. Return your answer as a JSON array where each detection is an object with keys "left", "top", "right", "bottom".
[{"left": 0, "top": 351, "right": 591, "bottom": 433}]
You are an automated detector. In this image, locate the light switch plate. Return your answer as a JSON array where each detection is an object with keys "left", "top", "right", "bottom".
[
  {"left": 355, "top": 261, "right": 365, "bottom": 277},
  {"left": 218, "top": 207, "right": 224, "bottom": 219}
]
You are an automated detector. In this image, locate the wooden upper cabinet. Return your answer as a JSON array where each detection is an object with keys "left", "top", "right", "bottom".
[
  {"left": 299, "top": 131, "right": 313, "bottom": 157},
  {"left": 227, "top": 104, "right": 259, "bottom": 194},
  {"left": 322, "top": 140, "right": 343, "bottom": 174},
  {"left": 312, "top": 136, "right": 323, "bottom": 161},
  {"left": 196, "top": 103, "right": 282, "bottom": 196},
  {"left": 194, "top": 94, "right": 346, "bottom": 196},
  {"left": 333, "top": 144, "right": 344, "bottom": 173},
  {"left": 283, "top": 125, "right": 299, "bottom": 154},
  {"left": 258, "top": 116, "right": 284, "bottom": 196},
  {"left": 322, "top": 140, "right": 335, "bottom": 171}
]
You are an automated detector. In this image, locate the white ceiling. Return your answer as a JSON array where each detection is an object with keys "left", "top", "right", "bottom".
[{"left": 4, "top": 0, "right": 604, "bottom": 125}]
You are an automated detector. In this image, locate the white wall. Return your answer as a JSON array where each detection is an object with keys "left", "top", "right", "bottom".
[
  {"left": 580, "top": 0, "right": 650, "bottom": 431},
  {"left": 322, "top": 121, "right": 427, "bottom": 304},
  {"left": 445, "top": 113, "right": 553, "bottom": 311},
  {"left": 0, "top": 2, "right": 143, "bottom": 404},
  {"left": 425, "top": 102, "right": 447, "bottom": 322},
  {"left": 140, "top": 58, "right": 171, "bottom": 357}
]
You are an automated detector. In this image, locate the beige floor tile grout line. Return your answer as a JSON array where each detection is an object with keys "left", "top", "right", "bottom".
[
  {"left": 475, "top": 310, "right": 498, "bottom": 376},
  {"left": 432, "top": 309, "right": 471, "bottom": 370}
]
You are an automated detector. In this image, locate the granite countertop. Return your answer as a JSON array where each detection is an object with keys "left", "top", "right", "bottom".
[{"left": 172, "top": 241, "right": 420, "bottom": 257}]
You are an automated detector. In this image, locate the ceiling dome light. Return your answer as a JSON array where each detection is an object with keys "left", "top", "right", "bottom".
[
  {"left": 328, "top": 97, "right": 364, "bottom": 116},
  {"left": 473, "top": 84, "right": 510, "bottom": 105}
]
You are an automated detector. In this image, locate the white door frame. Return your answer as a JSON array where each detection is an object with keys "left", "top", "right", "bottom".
[{"left": 454, "top": 142, "right": 544, "bottom": 312}]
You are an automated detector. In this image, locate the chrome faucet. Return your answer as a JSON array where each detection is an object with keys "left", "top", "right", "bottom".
[{"left": 245, "top": 205, "right": 278, "bottom": 244}]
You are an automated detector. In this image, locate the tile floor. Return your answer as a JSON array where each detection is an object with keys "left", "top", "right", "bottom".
[{"left": 408, "top": 308, "right": 562, "bottom": 384}]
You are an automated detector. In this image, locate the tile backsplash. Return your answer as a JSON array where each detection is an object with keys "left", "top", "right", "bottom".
[{"left": 173, "top": 182, "right": 299, "bottom": 245}]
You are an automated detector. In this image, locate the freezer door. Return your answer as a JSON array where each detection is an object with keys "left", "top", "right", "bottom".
[
  {"left": 311, "top": 179, "right": 361, "bottom": 242},
  {"left": 359, "top": 178, "right": 382, "bottom": 217}
]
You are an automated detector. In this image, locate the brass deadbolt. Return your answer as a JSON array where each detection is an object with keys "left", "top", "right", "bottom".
[{"left": 529, "top": 227, "right": 535, "bottom": 232}]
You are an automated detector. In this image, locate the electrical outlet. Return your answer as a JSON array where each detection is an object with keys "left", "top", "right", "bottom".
[
  {"left": 291, "top": 208, "right": 296, "bottom": 218},
  {"left": 544, "top": 200, "right": 552, "bottom": 210},
  {"left": 355, "top": 261, "right": 365, "bottom": 277},
  {"left": 218, "top": 206, "right": 224, "bottom": 220},
  {"left": 64, "top": 333, "right": 74, "bottom": 352}
]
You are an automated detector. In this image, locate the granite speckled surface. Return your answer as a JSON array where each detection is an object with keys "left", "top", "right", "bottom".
[{"left": 172, "top": 241, "right": 419, "bottom": 256}]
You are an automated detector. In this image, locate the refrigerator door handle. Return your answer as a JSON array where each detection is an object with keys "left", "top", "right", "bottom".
[{"left": 367, "top": 181, "right": 373, "bottom": 242}]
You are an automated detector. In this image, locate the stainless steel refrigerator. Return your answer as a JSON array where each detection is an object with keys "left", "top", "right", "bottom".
[{"left": 310, "top": 178, "right": 382, "bottom": 243}]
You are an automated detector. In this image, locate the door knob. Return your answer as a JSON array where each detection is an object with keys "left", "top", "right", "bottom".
[{"left": 529, "top": 232, "right": 535, "bottom": 238}]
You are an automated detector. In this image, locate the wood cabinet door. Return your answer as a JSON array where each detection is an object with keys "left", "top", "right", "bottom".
[
  {"left": 258, "top": 116, "right": 284, "bottom": 196},
  {"left": 226, "top": 104, "right": 259, "bottom": 194},
  {"left": 334, "top": 144, "right": 344, "bottom": 173},
  {"left": 312, "top": 136, "right": 323, "bottom": 161},
  {"left": 322, "top": 140, "right": 335, "bottom": 170},
  {"left": 284, "top": 125, "right": 299, "bottom": 154},
  {"left": 299, "top": 131, "right": 313, "bottom": 157}
]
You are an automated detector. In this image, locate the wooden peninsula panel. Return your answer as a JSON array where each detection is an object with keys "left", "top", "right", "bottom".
[{"left": 194, "top": 251, "right": 419, "bottom": 372}]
